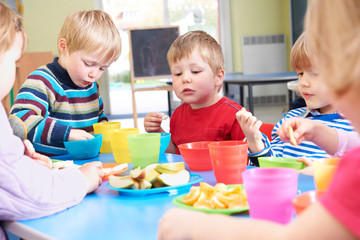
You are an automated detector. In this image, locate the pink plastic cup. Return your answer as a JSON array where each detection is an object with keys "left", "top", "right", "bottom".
[
  {"left": 208, "top": 141, "right": 248, "bottom": 184},
  {"left": 242, "top": 168, "right": 298, "bottom": 224}
]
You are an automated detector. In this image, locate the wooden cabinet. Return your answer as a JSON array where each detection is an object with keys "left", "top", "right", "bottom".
[{"left": 1, "top": 52, "right": 54, "bottom": 114}]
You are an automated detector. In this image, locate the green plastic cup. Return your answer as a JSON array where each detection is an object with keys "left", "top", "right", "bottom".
[{"left": 127, "top": 133, "right": 160, "bottom": 168}]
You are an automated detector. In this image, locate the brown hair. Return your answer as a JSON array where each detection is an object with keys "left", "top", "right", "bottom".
[
  {"left": 305, "top": 0, "right": 360, "bottom": 96},
  {"left": 58, "top": 10, "right": 121, "bottom": 64},
  {"left": 0, "top": 2, "right": 26, "bottom": 55},
  {"left": 290, "top": 32, "right": 314, "bottom": 72},
  {"left": 167, "top": 30, "right": 224, "bottom": 75}
]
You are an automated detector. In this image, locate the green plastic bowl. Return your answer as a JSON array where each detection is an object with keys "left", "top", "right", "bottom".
[{"left": 258, "top": 157, "right": 306, "bottom": 170}]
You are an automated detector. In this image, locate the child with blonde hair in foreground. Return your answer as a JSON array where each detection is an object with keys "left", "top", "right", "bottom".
[
  {"left": 9, "top": 9, "right": 121, "bottom": 156},
  {"left": 0, "top": 4, "right": 103, "bottom": 239},
  {"left": 157, "top": 0, "right": 360, "bottom": 239},
  {"left": 144, "top": 31, "right": 245, "bottom": 154}
]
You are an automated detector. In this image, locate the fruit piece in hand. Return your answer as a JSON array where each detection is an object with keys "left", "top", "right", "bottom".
[{"left": 23, "top": 139, "right": 35, "bottom": 155}]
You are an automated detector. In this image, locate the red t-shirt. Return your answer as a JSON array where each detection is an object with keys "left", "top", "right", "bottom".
[
  {"left": 170, "top": 97, "right": 245, "bottom": 154},
  {"left": 321, "top": 146, "right": 360, "bottom": 238}
]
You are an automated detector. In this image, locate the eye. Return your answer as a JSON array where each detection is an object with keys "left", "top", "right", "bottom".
[
  {"left": 311, "top": 72, "right": 319, "bottom": 77},
  {"left": 173, "top": 72, "right": 182, "bottom": 76},
  {"left": 192, "top": 70, "right": 201, "bottom": 74},
  {"left": 297, "top": 72, "right": 303, "bottom": 77},
  {"left": 84, "top": 61, "right": 92, "bottom": 67}
]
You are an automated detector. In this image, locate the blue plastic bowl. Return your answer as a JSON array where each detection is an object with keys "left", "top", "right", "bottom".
[
  {"left": 158, "top": 132, "right": 171, "bottom": 155},
  {"left": 64, "top": 134, "right": 103, "bottom": 159}
]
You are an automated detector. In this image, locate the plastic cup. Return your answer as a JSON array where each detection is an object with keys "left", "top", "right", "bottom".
[
  {"left": 127, "top": 133, "right": 160, "bottom": 168},
  {"left": 242, "top": 168, "right": 298, "bottom": 224},
  {"left": 208, "top": 141, "right": 248, "bottom": 184},
  {"left": 93, "top": 122, "right": 121, "bottom": 153},
  {"left": 313, "top": 158, "right": 340, "bottom": 191},
  {"left": 158, "top": 132, "right": 171, "bottom": 155},
  {"left": 110, "top": 128, "right": 139, "bottom": 163}
]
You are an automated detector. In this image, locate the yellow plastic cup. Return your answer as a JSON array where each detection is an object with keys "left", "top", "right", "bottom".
[
  {"left": 313, "top": 158, "right": 340, "bottom": 191},
  {"left": 127, "top": 133, "right": 160, "bottom": 168},
  {"left": 93, "top": 122, "right": 121, "bottom": 153},
  {"left": 110, "top": 128, "right": 139, "bottom": 163}
]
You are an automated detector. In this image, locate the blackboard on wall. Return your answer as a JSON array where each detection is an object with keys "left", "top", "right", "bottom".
[{"left": 129, "top": 26, "right": 180, "bottom": 80}]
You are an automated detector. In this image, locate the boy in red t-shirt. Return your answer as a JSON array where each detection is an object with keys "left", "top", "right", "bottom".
[{"left": 144, "top": 31, "right": 245, "bottom": 154}]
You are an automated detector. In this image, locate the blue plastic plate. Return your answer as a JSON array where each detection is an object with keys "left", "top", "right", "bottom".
[{"left": 106, "top": 173, "right": 203, "bottom": 197}]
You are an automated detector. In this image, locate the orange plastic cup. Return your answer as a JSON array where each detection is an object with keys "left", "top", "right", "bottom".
[
  {"left": 208, "top": 141, "right": 248, "bottom": 184},
  {"left": 313, "top": 158, "right": 340, "bottom": 191},
  {"left": 93, "top": 122, "right": 121, "bottom": 153}
]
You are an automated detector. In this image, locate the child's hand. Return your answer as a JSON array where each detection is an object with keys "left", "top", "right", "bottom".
[
  {"left": 69, "top": 129, "right": 94, "bottom": 141},
  {"left": 23, "top": 139, "right": 52, "bottom": 169},
  {"left": 277, "top": 118, "right": 316, "bottom": 145},
  {"left": 296, "top": 156, "right": 314, "bottom": 175},
  {"left": 236, "top": 108, "right": 264, "bottom": 153},
  {"left": 79, "top": 161, "right": 104, "bottom": 193},
  {"left": 158, "top": 208, "right": 204, "bottom": 240},
  {"left": 144, "top": 113, "right": 165, "bottom": 133}
]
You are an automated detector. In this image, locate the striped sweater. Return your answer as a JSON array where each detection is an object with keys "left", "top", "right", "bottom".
[
  {"left": 249, "top": 107, "right": 354, "bottom": 164},
  {"left": 9, "top": 58, "right": 107, "bottom": 156}
]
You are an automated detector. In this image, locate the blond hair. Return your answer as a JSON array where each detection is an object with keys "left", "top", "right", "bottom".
[
  {"left": 58, "top": 10, "right": 121, "bottom": 64},
  {"left": 290, "top": 32, "right": 314, "bottom": 72},
  {"left": 167, "top": 30, "right": 224, "bottom": 75},
  {"left": 305, "top": 0, "right": 360, "bottom": 96},
  {"left": 0, "top": 2, "right": 26, "bottom": 55}
]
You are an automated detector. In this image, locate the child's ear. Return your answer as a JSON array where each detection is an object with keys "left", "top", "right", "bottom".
[
  {"left": 215, "top": 69, "right": 225, "bottom": 87},
  {"left": 57, "top": 38, "right": 68, "bottom": 55}
]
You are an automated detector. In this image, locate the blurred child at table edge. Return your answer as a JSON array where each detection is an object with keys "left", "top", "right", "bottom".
[
  {"left": 8, "top": 9, "right": 121, "bottom": 156},
  {"left": 236, "top": 32, "right": 354, "bottom": 166},
  {"left": 144, "top": 31, "right": 245, "bottom": 154},
  {"left": 158, "top": 1, "right": 360, "bottom": 239},
  {"left": 0, "top": 4, "right": 104, "bottom": 239}
]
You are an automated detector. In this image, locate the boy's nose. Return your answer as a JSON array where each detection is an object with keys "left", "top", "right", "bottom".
[
  {"left": 182, "top": 72, "right": 191, "bottom": 83},
  {"left": 299, "top": 76, "right": 310, "bottom": 87},
  {"left": 88, "top": 69, "right": 99, "bottom": 79}
]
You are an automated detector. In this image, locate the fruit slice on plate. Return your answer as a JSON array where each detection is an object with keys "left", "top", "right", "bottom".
[
  {"left": 155, "top": 162, "right": 185, "bottom": 174},
  {"left": 102, "top": 163, "right": 128, "bottom": 181}
]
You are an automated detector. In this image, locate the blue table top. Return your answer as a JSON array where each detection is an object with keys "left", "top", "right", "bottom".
[{"left": 13, "top": 153, "right": 315, "bottom": 240}]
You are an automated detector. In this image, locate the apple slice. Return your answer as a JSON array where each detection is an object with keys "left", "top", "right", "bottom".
[
  {"left": 139, "top": 180, "right": 152, "bottom": 189},
  {"left": 155, "top": 162, "right": 185, "bottom": 174},
  {"left": 109, "top": 175, "right": 135, "bottom": 189},
  {"left": 144, "top": 169, "right": 160, "bottom": 183},
  {"left": 130, "top": 167, "right": 146, "bottom": 180},
  {"left": 158, "top": 170, "right": 190, "bottom": 186}
]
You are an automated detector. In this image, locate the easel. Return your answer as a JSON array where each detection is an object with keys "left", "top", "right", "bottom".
[{"left": 128, "top": 26, "right": 179, "bottom": 128}]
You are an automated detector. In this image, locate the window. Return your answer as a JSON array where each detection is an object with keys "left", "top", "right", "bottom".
[{"left": 101, "top": 0, "right": 219, "bottom": 116}]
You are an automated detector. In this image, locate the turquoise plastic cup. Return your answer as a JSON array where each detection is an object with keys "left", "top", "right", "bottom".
[
  {"left": 127, "top": 133, "right": 160, "bottom": 168},
  {"left": 242, "top": 168, "right": 298, "bottom": 224},
  {"left": 157, "top": 132, "right": 171, "bottom": 155}
]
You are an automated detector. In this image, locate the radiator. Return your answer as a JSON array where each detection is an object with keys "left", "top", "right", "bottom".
[{"left": 231, "top": 34, "right": 288, "bottom": 106}]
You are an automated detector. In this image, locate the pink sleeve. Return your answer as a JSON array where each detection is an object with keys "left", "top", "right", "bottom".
[
  {"left": 334, "top": 129, "right": 360, "bottom": 157},
  {"left": 0, "top": 105, "right": 88, "bottom": 221},
  {"left": 321, "top": 146, "right": 360, "bottom": 238}
]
